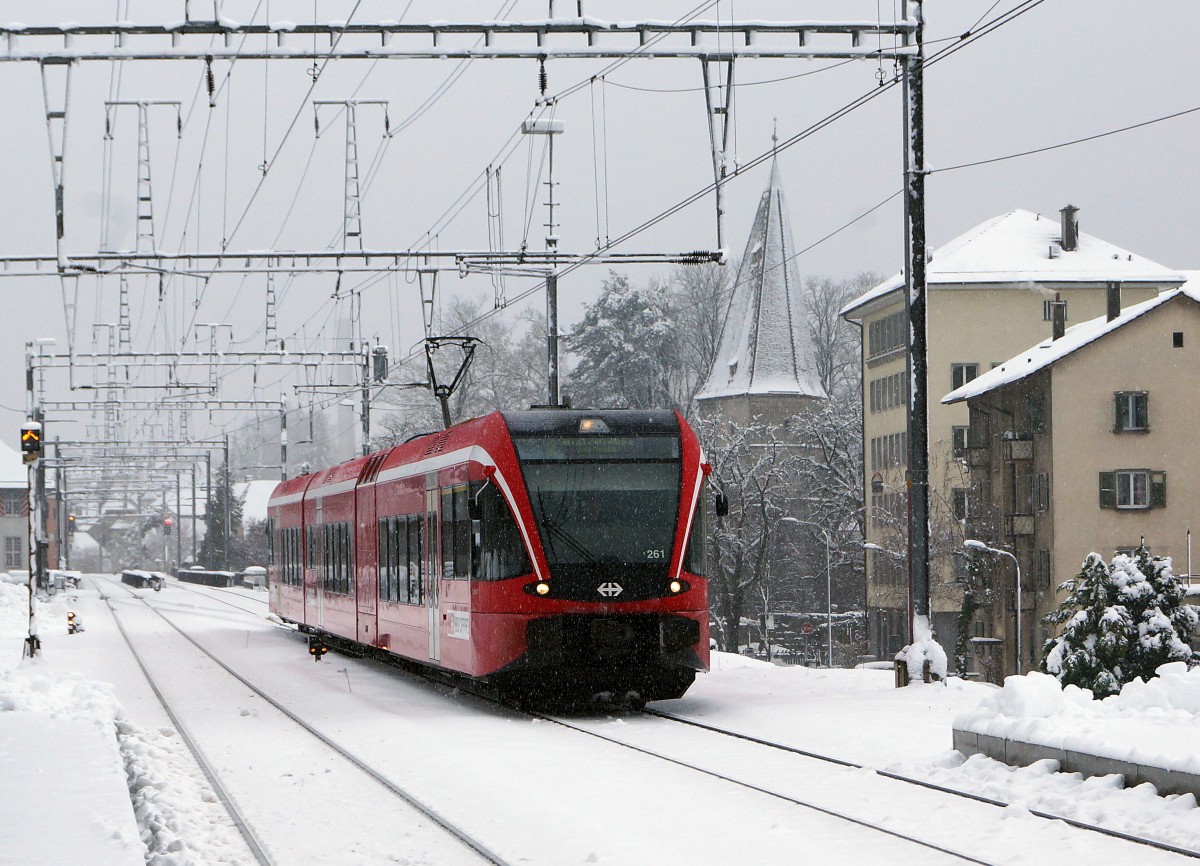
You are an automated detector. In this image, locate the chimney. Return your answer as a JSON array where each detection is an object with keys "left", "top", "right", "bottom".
[
  {"left": 1060, "top": 204, "right": 1079, "bottom": 252},
  {"left": 1106, "top": 281, "right": 1122, "bottom": 322},
  {"left": 1050, "top": 293, "right": 1067, "bottom": 340}
]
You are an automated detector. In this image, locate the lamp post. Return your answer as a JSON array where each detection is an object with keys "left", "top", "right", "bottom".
[
  {"left": 783, "top": 517, "right": 833, "bottom": 668},
  {"left": 964, "top": 539, "right": 1022, "bottom": 675}
]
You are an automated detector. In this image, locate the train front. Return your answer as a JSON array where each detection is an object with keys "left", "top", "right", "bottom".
[{"left": 494, "top": 409, "right": 710, "bottom": 703}]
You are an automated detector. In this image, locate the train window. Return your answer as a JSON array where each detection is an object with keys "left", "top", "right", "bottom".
[
  {"left": 684, "top": 493, "right": 707, "bottom": 577},
  {"left": 471, "top": 482, "right": 532, "bottom": 581},
  {"left": 441, "top": 489, "right": 456, "bottom": 579},
  {"left": 453, "top": 486, "right": 471, "bottom": 578},
  {"left": 407, "top": 515, "right": 423, "bottom": 604},
  {"left": 342, "top": 523, "right": 354, "bottom": 595},
  {"left": 393, "top": 517, "right": 406, "bottom": 603},
  {"left": 307, "top": 528, "right": 316, "bottom": 570},
  {"left": 267, "top": 519, "right": 275, "bottom": 565},
  {"left": 378, "top": 519, "right": 391, "bottom": 601}
]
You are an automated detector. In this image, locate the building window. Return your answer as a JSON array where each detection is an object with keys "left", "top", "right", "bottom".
[
  {"left": 1114, "top": 391, "right": 1149, "bottom": 432},
  {"left": 4, "top": 536, "right": 21, "bottom": 568},
  {"left": 1036, "top": 473, "right": 1050, "bottom": 512},
  {"left": 1042, "top": 299, "right": 1068, "bottom": 321},
  {"left": 1026, "top": 392, "right": 1046, "bottom": 434},
  {"left": 951, "top": 426, "right": 970, "bottom": 458},
  {"left": 868, "top": 310, "right": 908, "bottom": 358},
  {"left": 869, "top": 372, "right": 908, "bottom": 414},
  {"left": 1116, "top": 471, "right": 1149, "bottom": 509},
  {"left": 1036, "top": 549, "right": 1051, "bottom": 589},
  {"left": 1173, "top": 332, "right": 1184, "bottom": 348},
  {"left": 952, "top": 488, "right": 969, "bottom": 522},
  {"left": 869, "top": 432, "right": 908, "bottom": 470},
  {"left": 1100, "top": 470, "right": 1166, "bottom": 510},
  {"left": 951, "top": 363, "right": 979, "bottom": 390},
  {"left": 0, "top": 490, "right": 24, "bottom": 516}
]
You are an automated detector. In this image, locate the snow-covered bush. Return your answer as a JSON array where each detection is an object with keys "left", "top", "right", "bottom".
[{"left": 1042, "top": 546, "right": 1198, "bottom": 698}]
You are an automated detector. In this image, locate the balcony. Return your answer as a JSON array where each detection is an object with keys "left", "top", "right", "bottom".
[
  {"left": 1004, "top": 513, "right": 1035, "bottom": 536},
  {"left": 1002, "top": 438, "right": 1033, "bottom": 462},
  {"left": 965, "top": 446, "right": 989, "bottom": 468}
]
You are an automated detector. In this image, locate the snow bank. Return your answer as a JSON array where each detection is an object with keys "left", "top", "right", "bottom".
[
  {"left": 0, "top": 584, "right": 252, "bottom": 864},
  {"left": 955, "top": 665, "right": 1200, "bottom": 774}
]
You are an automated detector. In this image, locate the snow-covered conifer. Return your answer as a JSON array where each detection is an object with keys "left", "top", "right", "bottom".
[{"left": 1043, "top": 547, "right": 1197, "bottom": 697}]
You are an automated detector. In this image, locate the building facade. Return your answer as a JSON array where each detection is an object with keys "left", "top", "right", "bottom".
[
  {"left": 944, "top": 283, "right": 1200, "bottom": 679},
  {"left": 841, "top": 206, "right": 1186, "bottom": 666}
]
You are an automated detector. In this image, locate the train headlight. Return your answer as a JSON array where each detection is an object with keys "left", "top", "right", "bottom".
[
  {"left": 535, "top": 582, "right": 551, "bottom": 596},
  {"left": 669, "top": 580, "right": 683, "bottom": 594},
  {"left": 578, "top": 417, "right": 610, "bottom": 434}
]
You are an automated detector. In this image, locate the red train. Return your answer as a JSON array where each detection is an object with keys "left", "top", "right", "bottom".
[{"left": 267, "top": 408, "right": 711, "bottom": 703}]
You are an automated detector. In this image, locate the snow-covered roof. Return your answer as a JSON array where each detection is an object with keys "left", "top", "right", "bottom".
[
  {"left": 0, "top": 439, "right": 25, "bottom": 487},
  {"left": 236, "top": 479, "right": 278, "bottom": 528},
  {"left": 942, "top": 278, "right": 1200, "bottom": 404},
  {"left": 842, "top": 209, "right": 1186, "bottom": 318},
  {"left": 696, "top": 159, "right": 826, "bottom": 401}
]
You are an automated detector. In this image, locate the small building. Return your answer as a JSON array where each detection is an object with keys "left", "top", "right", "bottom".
[
  {"left": 943, "top": 279, "right": 1200, "bottom": 679},
  {"left": 0, "top": 439, "right": 28, "bottom": 571},
  {"left": 841, "top": 206, "right": 1186, "bottom": 667}
]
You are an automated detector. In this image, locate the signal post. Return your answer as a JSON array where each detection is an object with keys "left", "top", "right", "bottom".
[{"left": 21, "top": 418, "right": 42, "bottom": 658}]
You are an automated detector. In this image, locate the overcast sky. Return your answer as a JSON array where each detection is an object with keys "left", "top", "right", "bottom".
[{"left": 1, "top": 1, "right": 1198, "bottom": 458}]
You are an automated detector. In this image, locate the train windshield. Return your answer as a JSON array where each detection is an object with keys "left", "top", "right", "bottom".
[{"left": 513, "top": 434, "right": 681, "bottom": 567}]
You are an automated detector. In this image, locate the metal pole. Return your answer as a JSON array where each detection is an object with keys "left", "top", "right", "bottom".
[
  {"left": 280, "top": 402, "right": 288, "bottom": 480},
  {"left": 904, "top": 0, "right": 932, "bottom": 645},
  {"left": 176, "top": 472, "right": 183, "bottom": 570},
  {"left": 191, "top": 464, "right": 198, "bottom": 564},
  {"left": 222, "top": 435, "right": 231, "bottom": 571},
  {"left": 361, "top": 350, "right": 371, "bottom": 456},
  {"left": 826, "top": 531, "right": 833, "bottom": 668},
  {"left": 1015, "top": 556, "right": 1022, "bottom": 675},
  {"left": 547, "top": 272, "right": 560, "bottom": 406}
]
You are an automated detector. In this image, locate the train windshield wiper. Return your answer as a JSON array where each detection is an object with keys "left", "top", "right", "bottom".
[{"left": 536, "top": 490, "right": 600, "bottom": 564}]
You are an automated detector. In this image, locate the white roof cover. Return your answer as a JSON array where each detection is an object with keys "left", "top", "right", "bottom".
[
  {"left": 236, "top": 479, "right": 278, "bottom": 528},
  {"left": 942, "top": 277, "right": 1200, "bottom": 404},
  {"left": 0, "top": 439, "right": 25, "bottom": 487},
  {"left": 842, "top": 209, "right": 1186, "bottom": 318},
  {"left": 697, "top": 160, "right": 825, "bottom": 401}
]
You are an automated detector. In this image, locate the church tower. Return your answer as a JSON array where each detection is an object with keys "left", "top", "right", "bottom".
[{"left": 695, "top": 157, "right": 825, "bottom": 426}]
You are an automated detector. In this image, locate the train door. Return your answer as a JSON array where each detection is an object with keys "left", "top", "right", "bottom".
[
  {"left": 425, "top": 478, "right": 441, "bottom": 663},
  {"left": 311, "top": 498, "right": 325, "bottom": 629},
  {"left": 357, "top": 483, "right": 378, "bottom": 646}
]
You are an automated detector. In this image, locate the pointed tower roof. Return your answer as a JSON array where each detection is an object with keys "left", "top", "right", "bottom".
[{"left": 696, "top": 160, "right": 826, "bottom": 402}]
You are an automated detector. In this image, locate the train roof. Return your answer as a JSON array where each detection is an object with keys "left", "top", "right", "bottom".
[{"left": 501, "top": 408, "right": 680, "bottom": 436}]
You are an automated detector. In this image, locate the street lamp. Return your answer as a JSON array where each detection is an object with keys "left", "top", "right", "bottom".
[
  {"left": 782, "top": 517, "right": 833, "bottom": 668},
  {"left": 964, "top": 539, "right": 1023, "bottom": 675}
]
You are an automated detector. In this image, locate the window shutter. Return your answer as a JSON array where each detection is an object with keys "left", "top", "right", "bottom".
[
  {"left": 1113, "top": 394, "right": 1127, "bottom": 432},
  {"left": 1150, "top": 472, "right": 1167, "bottom": 509},
  {"left": 1098, "top": 472, "right": 1116, "bottom": 509}
]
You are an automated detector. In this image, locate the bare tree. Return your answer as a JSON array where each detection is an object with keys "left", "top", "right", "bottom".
[
  {"left": 668, "top": 261, "right": 735, "bottom": 413},
  {"left": 699, "top": 416, "right": 806, "bottom": 653},
  {"left": 804, "top": 272, "right": 879, "bottom": 399}
]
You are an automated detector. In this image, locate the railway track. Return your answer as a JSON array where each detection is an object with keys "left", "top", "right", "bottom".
[
  {"left": 641, "top": 707, "right": 1200, "bottom": 860},
  {"left": 96, "top": 576, "right": 514, "bottom": 866}
]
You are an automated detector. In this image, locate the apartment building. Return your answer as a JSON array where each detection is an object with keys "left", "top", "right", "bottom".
[
  {"left": 841, "top": 206, "right": 1185, "bottom": 666},
  {"left": 943, "top": 281, "right": 1200, "bottom": 679}
]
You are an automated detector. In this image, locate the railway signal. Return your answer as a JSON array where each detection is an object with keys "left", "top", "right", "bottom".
[
  {"left": 20, "top": 421, "right": 41, "bottom": 462},
  {"left": 163, "top": 517, "right": 173, "bottom": 535},
  {"left": 308, "top": 637, "right": 328, "bottom": 662}
]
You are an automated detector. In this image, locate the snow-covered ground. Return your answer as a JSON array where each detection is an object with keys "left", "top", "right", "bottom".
[{"left": 3, "top": 577, "right": 1200, "bottom": 864}]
